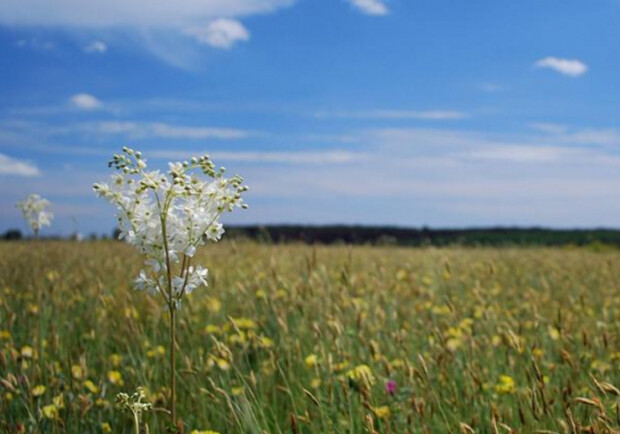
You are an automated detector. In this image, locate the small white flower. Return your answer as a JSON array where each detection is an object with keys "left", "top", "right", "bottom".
[{"left": 16, "top": 194, "right": 54, "bottom": 236}]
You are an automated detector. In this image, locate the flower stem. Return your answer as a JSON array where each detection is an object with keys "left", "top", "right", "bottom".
[
  {"left": 134, "top": 412, "right": 140, "bottom": 434},
  {"left": 170, "top": 306, "right": 176, "bottom": 427}
]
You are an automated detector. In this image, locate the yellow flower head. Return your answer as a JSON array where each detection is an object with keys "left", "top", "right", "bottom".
[
  {"left": 107, "top": 370, "right": 123, "bottom": 386},
  {"left": 32, "top": 385, "right": 46, "bottom": 397},
  {"left": 21, "top": 346, "right": 34, "bottom": 358},
  {"left": 371, "top": 405, "right": 391, "bottom": 419},
  {"left": 42, "top": 404, "right": 59, "bottom": 419},
  {"left": 346, "top": 364, "right": 375, "bottom": 388},
  {"left": 305, "top": 354, "right": 318, "bottom": 368},
  {"left": 495, "top": 375, "right": 516, "bottom": 394},
  {"left": 84, "top": 380, "right": 99, "bottom": 394},
  {"left": 71, "top": 365, "right": 85, "bottom": 380}
]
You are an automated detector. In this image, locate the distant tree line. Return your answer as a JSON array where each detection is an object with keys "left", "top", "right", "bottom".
[
  {"left": 224, "top": 225, "right": 620, "bottom": 248},
  {"left": 5, "top": 225, "right": 620, "bottom": 248}
]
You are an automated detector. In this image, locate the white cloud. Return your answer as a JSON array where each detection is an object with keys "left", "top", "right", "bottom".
[
  {"left": 0, "top": 0, "right": 294, "bottom": 65},
  {"left": 315, "top": 110, "right": 469, "bottom": 120},
  {"left": 92, "top": 121, "right": 250, "bottom": 140},
  {"left": 529, "top": 123, "right": 620, "bottom": 147},
  {"left": 184, "top": 19, "right": 250, "bottom": 49},
  {"left": 0, "top": 0, "right": 295, "bottom": 27},
  {"left": 348, "top": 0, "right": 389, "bottom": 16},
  {"left": 70, "top": 93, "right": 103, "bottom": 110},
  {"left": 529, "top": 123, "right": 568, "bottom": 134},
  {"left": 463, "top": 145, "right": 587, "bottom": 163},
  {"left": 534, "top": 57, "right": 588, "bottom": 77},
  {"left": 150, "top": 150, "right": 363, "bottom": 164},
  {"left": 84, "top": 40, "right": 107, "bottom": 53},
  {"left": 0, "top": 153, "right": 40, "bottom": 177}
]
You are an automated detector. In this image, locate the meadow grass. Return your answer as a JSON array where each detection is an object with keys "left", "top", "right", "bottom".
[{"left": 2, "top": 241, "right": 620, "bottom": 433}]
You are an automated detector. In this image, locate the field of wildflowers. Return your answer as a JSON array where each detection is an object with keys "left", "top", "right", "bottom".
[{"left": 2, "top": 241, "right": 620, "bottom": 433}]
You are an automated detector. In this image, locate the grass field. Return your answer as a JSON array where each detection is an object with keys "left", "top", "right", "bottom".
[{"left": 2, "top": 241, "right": 620, "bottom": 433}]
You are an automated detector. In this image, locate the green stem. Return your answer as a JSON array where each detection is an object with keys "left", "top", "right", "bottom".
[
  {"left": 170, "top": 306, "right": 177, "bottom": 426},
  {"left": 134, "top": 412, "right": 140, "bottom": 434}
]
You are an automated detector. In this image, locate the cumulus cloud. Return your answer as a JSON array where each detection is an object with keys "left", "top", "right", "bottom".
[
  {"left": 184, "top": 19, "right": 250, "bottom": 49},
  {"left": 348, "top": 0, "right": 389, "bottom": 16},
  {"left": 84, "top": 40, "right": 107, "bottom": 53},
  {"left": 70, "top": 93, "right": 103, "bottom": 110},
  {"left": 0, "top": 153, "right": 40, "bottom": 177},
  {"left": 534, "top": 57, "right": 588, "bottom": 77}
]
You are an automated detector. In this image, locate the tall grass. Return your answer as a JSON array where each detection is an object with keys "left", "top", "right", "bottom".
[{"left": 2, "top": 241, "right": 620, "bottom": 433}]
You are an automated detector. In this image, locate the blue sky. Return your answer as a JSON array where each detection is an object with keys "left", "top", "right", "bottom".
[{"left": 1, "top": 0, "right": 620, "bottom": 235}]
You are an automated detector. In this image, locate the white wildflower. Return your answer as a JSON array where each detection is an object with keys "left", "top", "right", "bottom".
[
  {"left": 16, "top": 194, "right": 53, "bottom": 236},
  {"left": 94, "top": 147, "right": 248, "bottom": 309}
]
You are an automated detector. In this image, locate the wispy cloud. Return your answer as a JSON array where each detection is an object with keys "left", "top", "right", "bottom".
[
  {"left": 529, "top": 123, "right": 568, "bottom": 134},
  {"left": 0, "top": 119, "right": 254, "bottom": 144},
  {"left": 150, "top": 150, "right": 364, "bottom": 164},
  {"left": 70, "top": 93, "right": 103, "bottom": 110},
  {"left": 184, "top": 19, "right": 250, "bottom": 49},
  {"left": 0, "top": 0, "right": 295, "bottom": 65},
  {"left": 84, "top": 40, "right": 107, "bottom": 53},
  {"left": 15, "top": 38, "right": 55, "bottom": 50},
  {"left": 314, "top": 110, "right": 469, "bottom": 120},
  {"left": 0, "top": 153, "right": 40, "bottom": 177},
  {"left": 348, "top": 0, "right": 389, "bottom": 16},
  {"left": 93, "top": 121, "right": 251, "bottom": 140},
  {"left": 534, "top": 57, "right": 588, "bottom": 77},
  {"left": 0, "top": 0, "right": 295, "bottom": 27}
]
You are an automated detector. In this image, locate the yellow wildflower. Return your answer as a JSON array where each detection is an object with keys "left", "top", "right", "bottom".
[
  {"left": 216, "top": 358, "right": 230, "bottom": 371},
  {"left": 32, "top": 385, "right": 46, "bottom": 397},
  {"left": 495, "top": 375, "right": 515, "bottom": 394},
  {"left": 231, "top": 318, "right": 257, "bottom": 330},
  {"left": 107, "top": 370, "right": 123, "bottom": 386},
  {"left": 446, "top": 337, "right": 462, "bottom": 351},
  {"left": 371, "top": 405, "right": 391, "bottom": 419},
  {"left": 21, "top": 346, "right": 34, "bottom": 358},
  {"left": 84, "top": 380, "right": 99, "bottom": 394},
  {"left": 258, "top": 336, "right": 274, "bottom": 348},
  {"left": 205, "top": 324, "right": 221, "bottom": 335},
  {"left": 305, "top": 354, "right": 318, "bottom": 368},
  {"left": 548, "top": 326, "right": 561, "bottom": 341},
  {"left": 101, "top": 423, "right": 112, "bottom": 432},
  {"left": 71, "top": 365, "right": 85, "bottom": 380},
  {"left": 346, "top": 365, "right": 375, "bottom": 388},
  {"left": 42, "top": 404, "right": 59, "bottom": 419}
]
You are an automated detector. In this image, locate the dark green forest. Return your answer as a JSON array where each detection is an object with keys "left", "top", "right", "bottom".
[{"left": 226, "top": 225, "right": 620, "bottom": 248}]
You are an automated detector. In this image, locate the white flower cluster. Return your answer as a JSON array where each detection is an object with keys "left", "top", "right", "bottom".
[
  {"left": 94, "top": 147, "right": 248, "bottom": 309},
  {"left": 16, "top": 193, "right": 53, "bottom": 236}
]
